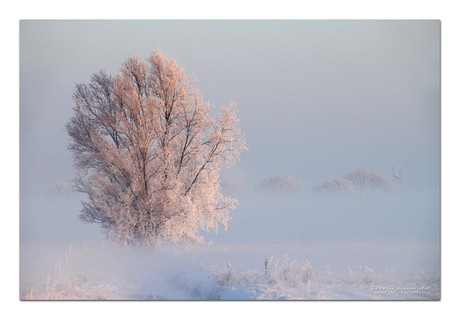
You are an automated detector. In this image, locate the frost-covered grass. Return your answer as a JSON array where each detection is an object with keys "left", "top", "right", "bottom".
[
  {"left": 20, "top": 244, "right": 138, "bottom": 300},
  {"left": 20, "top": 242, "right": 440, "bottom": 301},
  {"left": 215, "top": 255, "right": 314, "bottom": 300}
]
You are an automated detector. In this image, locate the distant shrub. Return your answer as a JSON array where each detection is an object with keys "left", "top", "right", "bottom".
[
  {"left": 313, "top": 178, "right": 356, "bottom": 193},
  {"left": 314, "top": 169, "right": 395, "bottom": 195},
  {"left": 344, "top": 169, "right": 395, "bottom": 193},
  {"left": 256, "top": 174, "right": 302, "bottom": 193}
]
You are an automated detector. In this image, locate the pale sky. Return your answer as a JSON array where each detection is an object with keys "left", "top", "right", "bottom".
[{"left": 20, "top": 20, "right": 440, "bottom": 193}]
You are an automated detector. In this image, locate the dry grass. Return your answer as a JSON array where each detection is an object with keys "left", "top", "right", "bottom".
[
  {"left": 215, "top": 254, "right": 315, "bottom": 300},
  {"left": 21, "top": 245, "right": 133, "bottom": 300}
]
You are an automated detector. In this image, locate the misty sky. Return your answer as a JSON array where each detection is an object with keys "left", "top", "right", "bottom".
[{"left": 20, "top": 20, "right": 440, "bottom": 193}]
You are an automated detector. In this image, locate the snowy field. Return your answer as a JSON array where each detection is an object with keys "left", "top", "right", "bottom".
[
  {"left": 20, "top": 187, "right": 440, "bottom": 301},
  {"left": 20, "top": 242, "right": 439, "bottom": 301}
]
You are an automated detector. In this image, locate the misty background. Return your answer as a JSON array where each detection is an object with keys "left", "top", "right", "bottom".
[{"left": 20, "top": 20, "right": 440, "bottom": 246}]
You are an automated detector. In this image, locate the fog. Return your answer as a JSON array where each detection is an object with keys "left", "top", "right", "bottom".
[
  {"left": 19, "top": 20, "right": 440, "bottom": 300},
  {"left": 20, "top": 20, "right": 440, "bottom": 192},
  {"left": 20, "top": 184, "right": 440, "bottom": 248}
]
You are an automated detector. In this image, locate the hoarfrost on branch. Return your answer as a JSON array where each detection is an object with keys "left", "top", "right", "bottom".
[{"left": 67, "top": 50, "right": 246, "bottom": 245}]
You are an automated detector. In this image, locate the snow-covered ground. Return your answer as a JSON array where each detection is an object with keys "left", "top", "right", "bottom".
[
  {"left": 20, "top": 241, "right": 439, "bottom": 300},
  {"left": 20, "top": 188, "right": 440, "bottom": 301}
]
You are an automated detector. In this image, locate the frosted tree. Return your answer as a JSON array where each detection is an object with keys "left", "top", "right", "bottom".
[{"left": 67, "top": 50, "right": 246, "bottom": 245}]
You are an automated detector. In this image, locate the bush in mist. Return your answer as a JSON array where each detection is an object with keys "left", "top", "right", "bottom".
[
  {"left": 312, "top": 178, "right": 356, "bottom": 194},
  {"left": 314, "top": 169, "right": 395, "bottom": 194},
  {"left": 67, "top": 50, "right": 246, "bottom": 245},
  {"left": 256, "top": 173, "right": 302, "bottom": 193},
  {"left": 344, "top": 169, "right": 395, "bottom": 193}
]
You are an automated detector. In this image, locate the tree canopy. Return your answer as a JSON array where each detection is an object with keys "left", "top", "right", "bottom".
[{"left": 67, "top": 50, "right": 246, "bottom": 245}]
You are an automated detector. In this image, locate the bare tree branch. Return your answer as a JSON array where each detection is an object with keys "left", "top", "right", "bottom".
[{"left": 67, "top": 50, "right": 246, "bottom": 245}]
